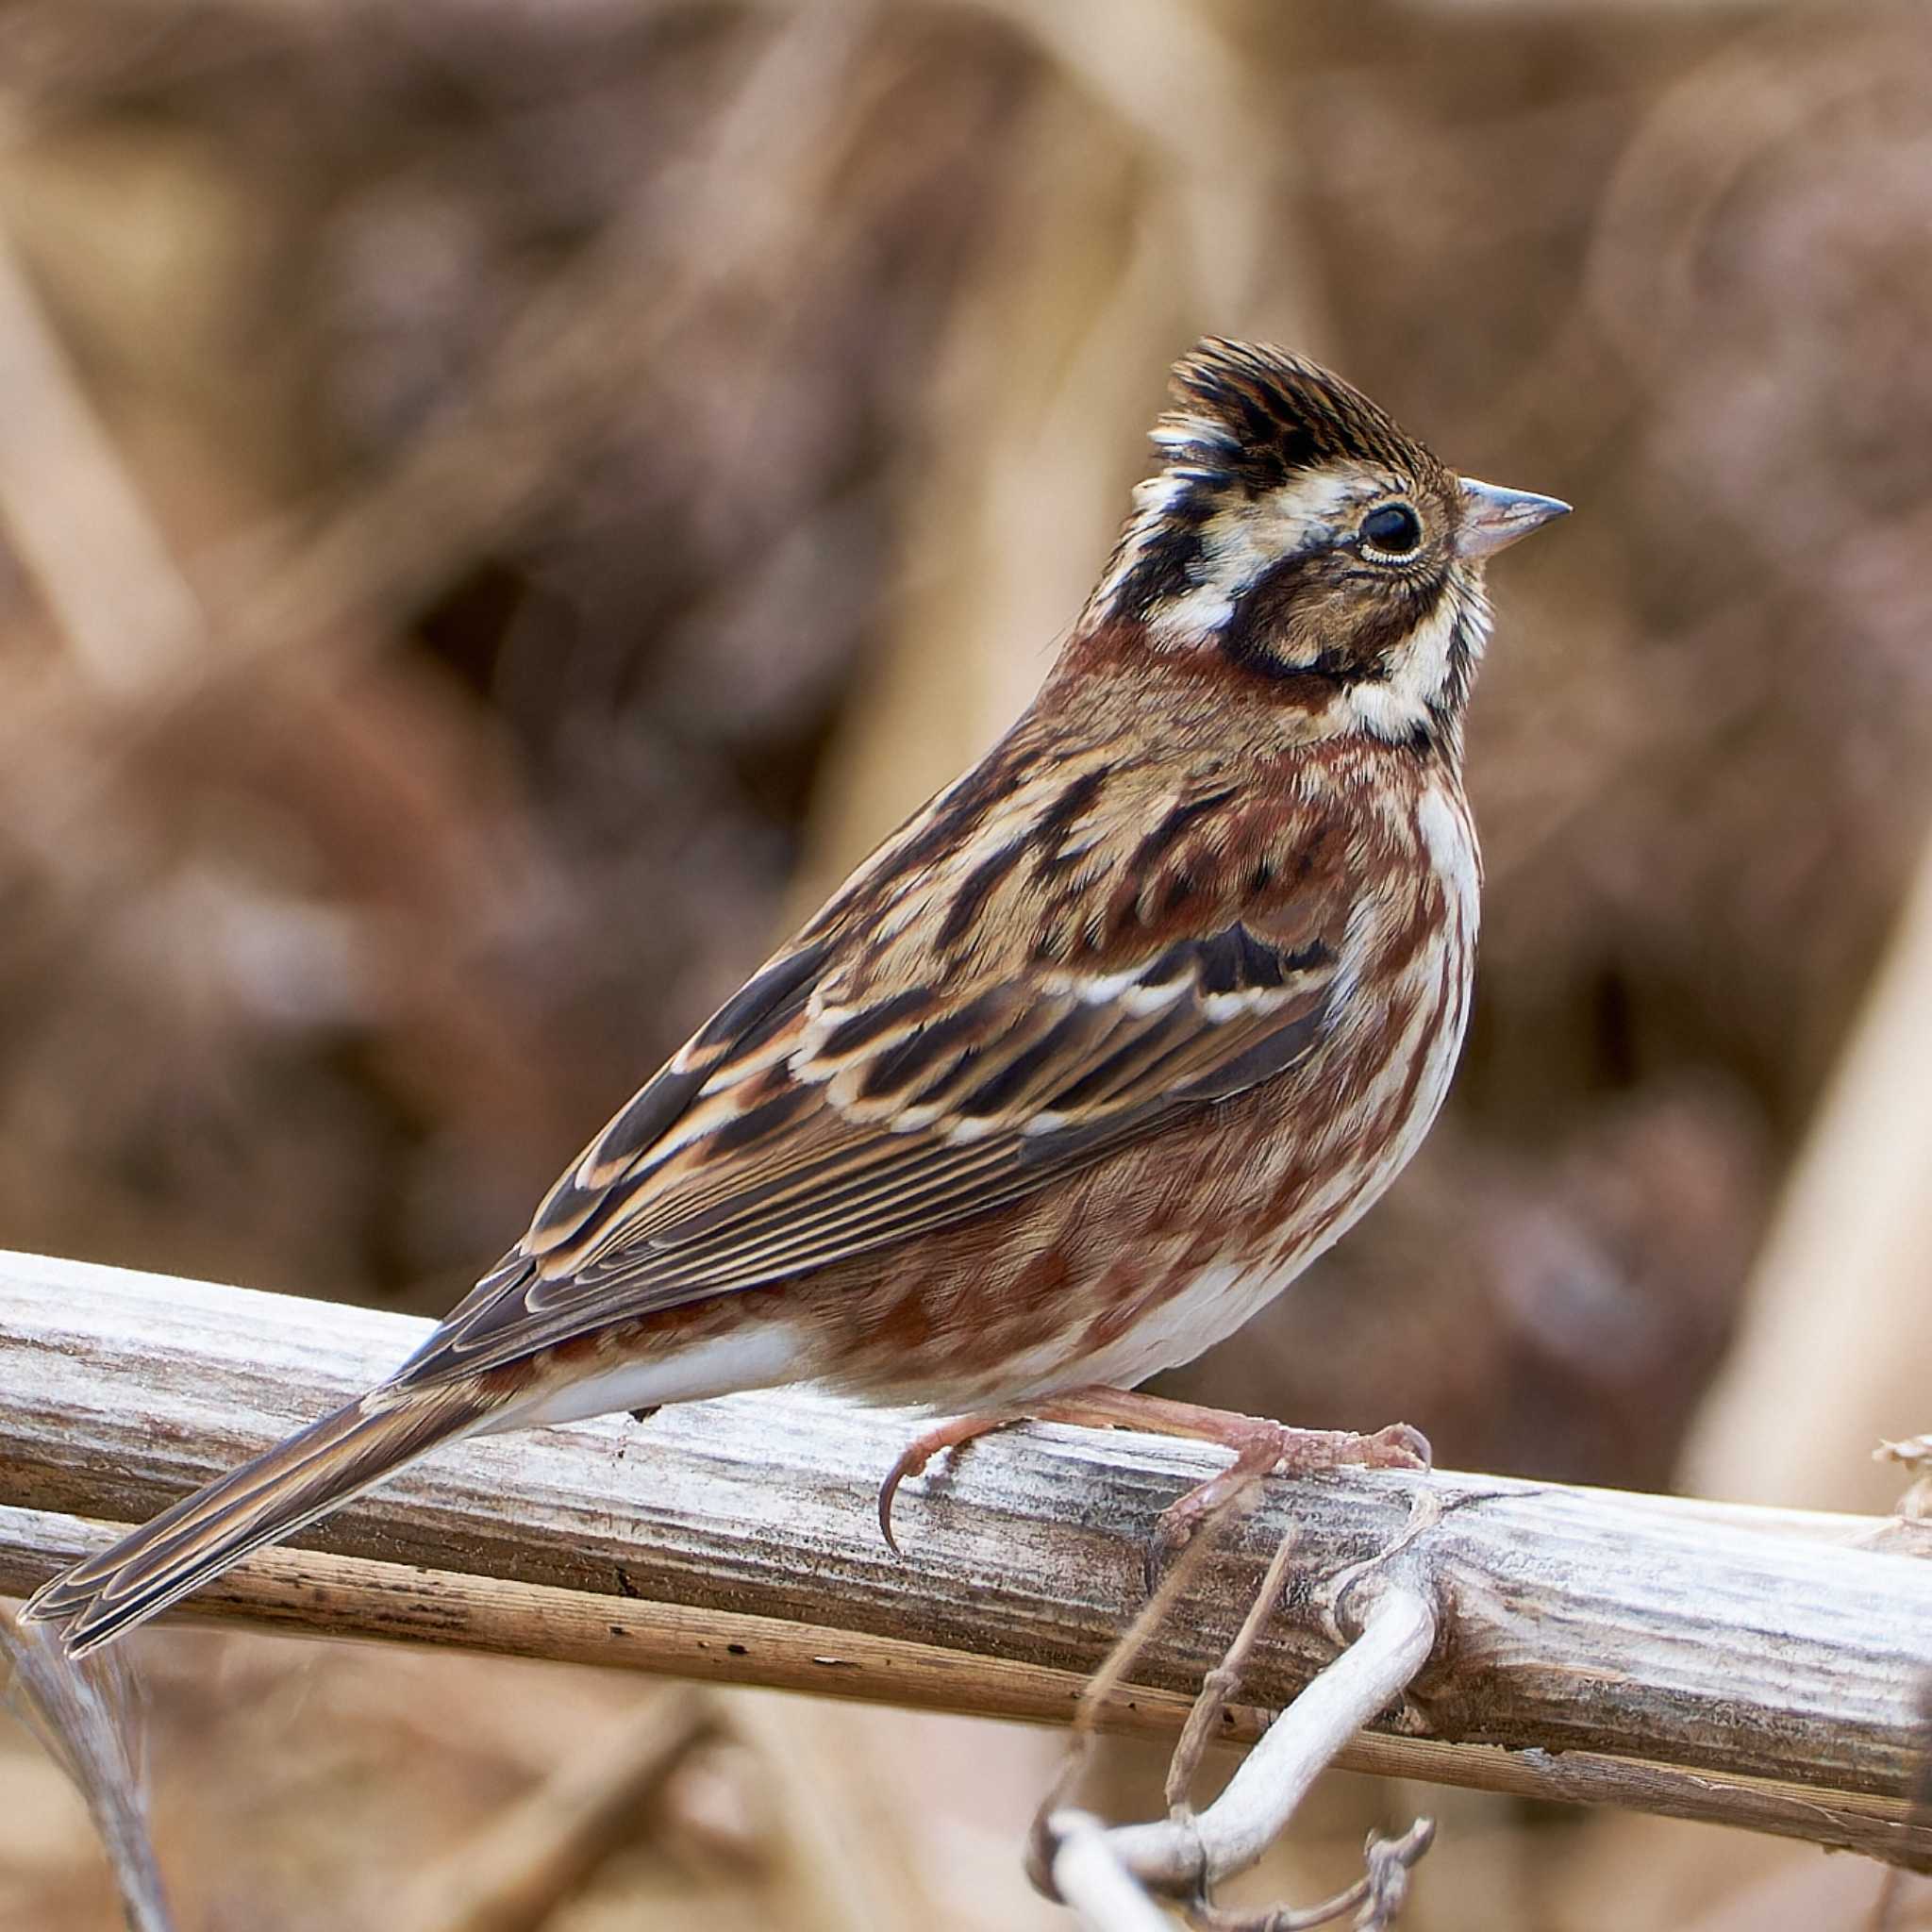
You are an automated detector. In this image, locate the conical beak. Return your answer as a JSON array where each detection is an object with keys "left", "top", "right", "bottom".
[{"left": 1455, "top": 476, "right": 1571, "bottom": 558}]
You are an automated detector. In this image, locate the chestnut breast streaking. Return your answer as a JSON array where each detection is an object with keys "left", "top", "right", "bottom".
[{"left": 26, "top": 339, "right": 1566, "bottom": 1653}]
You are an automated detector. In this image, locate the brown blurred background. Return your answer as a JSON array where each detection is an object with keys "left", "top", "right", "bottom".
[{"left": 1, "top": 2, "right": 1929, "bottom": 1926}]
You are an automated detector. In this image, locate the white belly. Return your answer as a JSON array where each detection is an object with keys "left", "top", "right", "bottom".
[{"left": 1054, "top": 1255, "right": 1307, "bottom": 1392}]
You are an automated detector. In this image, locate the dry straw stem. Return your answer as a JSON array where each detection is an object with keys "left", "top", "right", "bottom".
[
  {"left": 1, "top": 1607, "right": 175, "bottom": 1932},
  {"left": 1037, "top": 1524, "right": 1437, "bottom": 1927},
  {"left": 391, "top": 1686, "right": 717, "bottom": 1932},
  {"left": 1087, "top": 1587, "right": 1437, "bottom": 1900},
  {"left": 0, "top": 223, "right": 207, "bottom": 701},
  {"left": 0, "top": 1251, "right": 1928, "bottom": 1873},
  {"left": 1683, "top": 811, "right": 1932, "bottom": 1517},
  {"left": 0, "top": 9, "right": 884, "bottom": 729}
]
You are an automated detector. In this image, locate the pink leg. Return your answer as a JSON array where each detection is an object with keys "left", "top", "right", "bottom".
[
  {"left": 1027, "top": 1388, "right": 1429, "bottom": 1577},
  {"left": 879, "top": 1385, "right": 1428, "bottom": 1574}
]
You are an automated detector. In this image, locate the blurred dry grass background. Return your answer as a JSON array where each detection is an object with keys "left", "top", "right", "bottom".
[{"left": 1, "top": 1, "right": 1929, "bottom": 1926}]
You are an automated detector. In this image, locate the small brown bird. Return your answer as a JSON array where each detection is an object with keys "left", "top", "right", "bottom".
[{"left": 26, "top": 341, "right": 1565, "bottom": 1654}]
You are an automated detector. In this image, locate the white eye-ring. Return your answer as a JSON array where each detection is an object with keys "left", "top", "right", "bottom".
[{"left": 1358, "top": 501, "right": 1424, "bottom": 560}]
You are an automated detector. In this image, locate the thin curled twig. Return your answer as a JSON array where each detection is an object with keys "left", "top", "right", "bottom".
[
  {"left": 1, "top": 1606, "right": 175, "bottom": 1932},
  {"left": 1031, "top": 1486, "right": 1441, "bottom": 1928},
  {"left": 1028, "top": 1485, "right": 1245, "bottom": 1894}
]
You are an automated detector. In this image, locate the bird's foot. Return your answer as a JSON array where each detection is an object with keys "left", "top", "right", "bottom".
[
  {"left": 1014, "top": 1388, "right": 1430, "bottom": 1588},
  {"left": 1149, "top": 1415, "right": 1430, "bottom": 1585},
  {"left": 877, "top": 1386, "right": 1428, "bottom": 1583}
]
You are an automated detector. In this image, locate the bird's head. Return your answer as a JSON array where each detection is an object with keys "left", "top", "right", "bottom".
[{"left": 1080, "top": 339, "right": 1567, "bottom": 757}]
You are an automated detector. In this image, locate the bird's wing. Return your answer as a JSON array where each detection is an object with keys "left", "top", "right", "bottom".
[{"left": 397, "top": 770, "right": 1356, "bottom": 1385}]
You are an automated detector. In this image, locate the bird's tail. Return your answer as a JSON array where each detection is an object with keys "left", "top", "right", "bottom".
[{"left": 21, "top": 1384, "right": 487, "bottom": 1657}]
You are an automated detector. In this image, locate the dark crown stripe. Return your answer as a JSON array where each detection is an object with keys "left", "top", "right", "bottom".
[
  {"left": 1095, "top": 341, "right": 1450, "bottom": 627},
  {"left": 1164, "top": 339, "right": 1432, "bottom": 486}
]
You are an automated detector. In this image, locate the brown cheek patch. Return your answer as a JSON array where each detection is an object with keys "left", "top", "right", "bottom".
[
  {"left": 1217, "top": 550, "right": 1326, "bottom": 680},
  {"left": 1220, "top": 554, "right": 1450, "bottom": 687},
  {"left": 1341, "top": 566, "right": 1450, "bottom": 668}
]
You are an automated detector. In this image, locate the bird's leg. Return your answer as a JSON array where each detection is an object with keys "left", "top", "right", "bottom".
[
  {"left": 879, "top": 1387, "right": 1428, "bottom": 1574},
  {"left": 877, "top": 1406, "right": 1032, "bottom": 1551},
  {"left": 1024, "top": 1387, "right": 1430, "bottom": 1581}
]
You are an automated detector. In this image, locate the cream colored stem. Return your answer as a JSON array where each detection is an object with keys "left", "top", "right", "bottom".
[
  {"left": 1106, "top": 1586, "right": 1439, "bottom": 1893},
  {"left": 0, "top": 1250, "right": 1927, "bottom": 1869}
]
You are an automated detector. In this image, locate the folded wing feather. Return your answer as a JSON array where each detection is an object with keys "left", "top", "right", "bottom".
[{"left": 395, "top": 906, "right": 1342, "bottom": 1386}]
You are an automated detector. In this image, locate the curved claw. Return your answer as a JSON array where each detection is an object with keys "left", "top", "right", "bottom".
[
  {"left": 1371, "top": 1422, "right": 1433, "bottom": 1472},
  {"left": 1144, "top": 1523, "right": 1182, "bottom": 1598},
  {"left": 876, "top": 1440, "right": 935, "bottom": 1555},
  {"left": 875, "top": 1407, "right": 1025, "bottom": 1556},
  {"left": 1145, "top": 1470, "right": 1266, "bottom": 1592}
]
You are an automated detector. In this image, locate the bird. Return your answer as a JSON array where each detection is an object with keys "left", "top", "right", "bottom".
[{"left": 25, "top": 339, "right": 1567, "bottom": 1656}]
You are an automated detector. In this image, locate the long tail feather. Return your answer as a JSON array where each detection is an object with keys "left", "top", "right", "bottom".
[{"left": 21, "top": 1386, "right": 487, "bottom": 1656}]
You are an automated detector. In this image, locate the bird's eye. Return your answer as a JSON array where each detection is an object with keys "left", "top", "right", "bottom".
[{"left": 1359, "top": 503, "right": 1424, "bottom": 558}]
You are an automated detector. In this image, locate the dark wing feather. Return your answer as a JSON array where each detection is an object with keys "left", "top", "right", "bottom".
[{"left": 395, "top": 897, "right": 1341, "bottom": 1385}]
